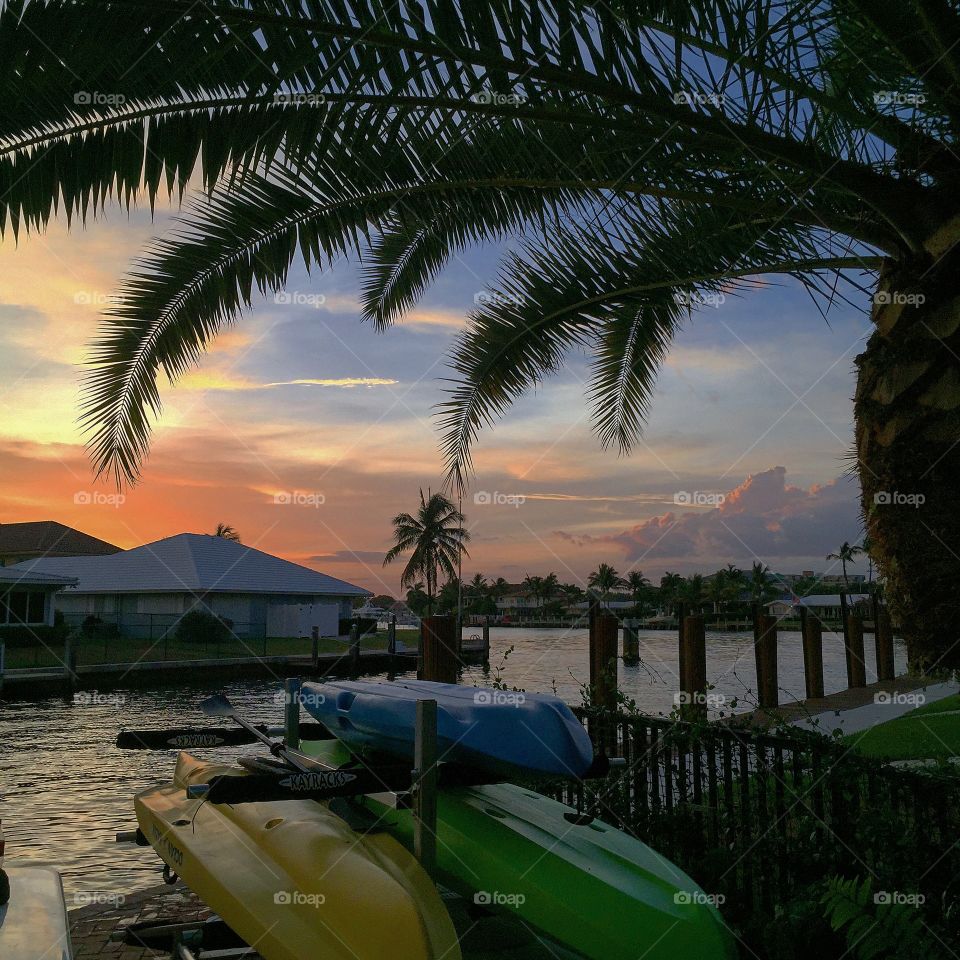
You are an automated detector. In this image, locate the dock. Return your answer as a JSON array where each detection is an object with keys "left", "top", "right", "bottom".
[
  {"left": 0, "top": 641, "right": 488, "bottom": 701},
  {"left": 730, "top": 673, "right": 939, "bottom": 728}
]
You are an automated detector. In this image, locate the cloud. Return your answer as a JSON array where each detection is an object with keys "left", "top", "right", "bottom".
[
  {"left": 309, "top": 550, "right": 386, "bottom": 564},
  {"left": 557, "top": 466, "right": 862, "bottom": 569},
  {"left": 175, "top": 371, "right": 398, "bottom": 391}
]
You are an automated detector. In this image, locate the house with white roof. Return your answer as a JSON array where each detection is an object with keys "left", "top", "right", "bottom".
[{"left": 13, "top": 533, "right": 369, "bottom": 640}]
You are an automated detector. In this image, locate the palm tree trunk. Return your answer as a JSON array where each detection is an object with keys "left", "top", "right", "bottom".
[{"left": 855, "top": 243, "right": 960, "bottom": 670}]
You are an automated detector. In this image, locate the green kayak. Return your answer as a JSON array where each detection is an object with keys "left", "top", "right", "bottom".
[{"left": 300, "top": 739, "right": 736, "bottom": 960}]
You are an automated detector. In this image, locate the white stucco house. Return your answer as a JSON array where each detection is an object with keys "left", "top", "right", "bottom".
[
  {"left": 0, "top": 566, "right": 78, "bottom": 628},
  {"left": 13, "top": 533, "right": 369, "bottom": 640}
]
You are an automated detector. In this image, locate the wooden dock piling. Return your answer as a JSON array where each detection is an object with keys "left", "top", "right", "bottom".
[
  {"left": 680, "top": 615, "right": 707, "bottom": 719},
  {"left": 412, "top": 699, "right": 438, "bottom": 878},
  {"left": 481, "top": 621, "right": 490, "bottom": 666},
  {"left": 419, "top": 616, "right": 459, "bottom": 683},
  {"left": 845, "top": 614, "right": 867, "bottom": 688},
  {"left": 284, "top": 677, "right": 301, "bottom": 750},
  {"left": 872, "top": 597, "right": 895, "bottom": 681},
  {"left": 755, "top": 614, "right": 778, "bottom": 708},
  {"left": 387, "top": 615, "right": 397, "bottom": 655},
  {"left": 799, "top": 607, "right": 824, "bottom": 699},
  {"left": 311, "top": 626, "right": 320, "bottom": 671},
  {"left": 349, "top": 622, "right": 361, "bottom": 676},
  {"left": 623, "top": 621, "right": 640, "bottom": 664}
]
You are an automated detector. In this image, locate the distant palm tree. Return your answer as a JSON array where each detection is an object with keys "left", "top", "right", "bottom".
[
  {"left": 213, "top": 523, "right": 241, "bottom": 543},
  {"left": 827, "top": 542, "right": 864, "bottom": 588},
  {"left": 490, "top": 578, "right": 510, "bottom": 601},
  {"left": 588, "top": 563, "right": 623, "bottom": 603},
  {"left": 522, "top": 575, "right": 545, "bottom": 608},
  {"left": 384, "top": 490, "right": 469, "bottom": 615},
  {"left": 859, "top": 537, "right": 875, "bottom": 585},
  {"left": 749, "top": 562, "right": 776, "bottom": 603},
  {"left": 659, "top": 573, "right": 686, "bottom": 611}
]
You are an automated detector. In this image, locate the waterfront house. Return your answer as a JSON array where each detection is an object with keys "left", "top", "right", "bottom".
[
  {"left": 13, "top": 533, "right": 369, "bottom": 641},
  {"left": 0, "top": 521, "right": 120, "bottom": 567}
]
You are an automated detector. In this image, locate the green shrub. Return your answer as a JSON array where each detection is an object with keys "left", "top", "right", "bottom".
[
  {"left": 174, "top": 609, "right": 232, "bottom": 645},
  {"left": 80, "top": 615, "right": 120, "bottom": 640},
  {"left": 0, "top": 622, "right": 69, "bottom": 648}
]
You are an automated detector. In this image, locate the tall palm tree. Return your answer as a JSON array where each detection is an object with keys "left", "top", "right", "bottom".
[
  {"left": 859, "top": 537, "right": 875, "bottom": 585},
  {"left": 383, "top": 490, "right": 469, "bottom": 615},
  {"left": 659, "top": 573, "right": 687, "bottom": 611},
  {"left": 521, "top": 575, "right": 545, "bottom": 608},
  {"left": 749, "top": 562, "right": 777, "bottom": 604},
  {"left": 588, "top": 563, "right": 623, "bottom": 603},
  {"left": 213, "top": 523, "right": 241, "bottom": 543},
  {"left": 4, "top": 2, "right": 958, "bottom": 665},
  {"left": 827, "top": 542, "right": 865, "bottom": 588}
]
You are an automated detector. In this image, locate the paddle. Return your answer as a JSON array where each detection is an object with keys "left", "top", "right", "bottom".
[{"left": 116, "top": 723, "right": 332, "bottom": 751}]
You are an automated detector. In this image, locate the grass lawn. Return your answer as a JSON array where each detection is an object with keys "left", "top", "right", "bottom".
[
  {"left": 846, "top": 694, "right": 960, "bottom": 761},
  {"left": 5, "top": 630, "right": 408, "bottom": 669}
]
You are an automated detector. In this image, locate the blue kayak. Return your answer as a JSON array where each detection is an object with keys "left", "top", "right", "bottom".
[{"left": 299, "top": 680, "right": 594, "bottom": 778}]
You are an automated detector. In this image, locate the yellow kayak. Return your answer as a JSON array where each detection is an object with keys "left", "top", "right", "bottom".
[{"left": 134, "top": 753, "right": 460, "bottom": 960}]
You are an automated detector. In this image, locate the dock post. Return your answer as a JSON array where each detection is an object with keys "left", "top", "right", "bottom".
[
  {"left": 349, "top": 622, "right": 361, "bottom": 677},
  {"left": 623, "top": 621, "right": 640, "bottom": 664},
  {"left": 387, "top": 616, "right": 397, "bottom": 656},
  {"left": 412, "top": 699, "right": 438, "bottom": 878},
  {"left": 845, "top": 614, "right": 867, "bottom": 688},
  {"left": 481, "top": 620, "right": 490, "bottom": 666},
  {"left": 284, "top": 677, "right": 301, "bottom": 750},
  {"left": 589, "top": 612, "right": 619, "bottom": 748},
  {"left": 756, "top": 615, "right": 778, "bottom": 708},
  {"left": 676, "top": 601, "right": 687, "bottom": 689},
  {"left": 311, "top": 626, "right": 320, "bottom": 672},
  {"left": 680, "top": 615, "right": 707, "bottom": 720},
  {"left": 419, "top": 616, "right": 459, "bottom": 683},
  {"left": 0, "top": 641, "right": 4, "bottom": 695},
  {"left": 839, "top": 592, "right": 850, "bottom": 655},
  {"left": 63, "top": 635, "right": 78, "bottom": 698},
  {"left": 800, "top": 607, "right": 824, "bottom": 700},
  {"left": 875, "top": 608, "right": 895, "bottom": 681}
]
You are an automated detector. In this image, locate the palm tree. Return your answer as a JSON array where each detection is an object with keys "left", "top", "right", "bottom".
[
  {"left": 521, "top": 575, "right": 545, "bottom": 610},
  {"left": 588, "top": 563, "right": 623, "bottom": 603},
  {"left": 383, "top": 490, "right": 469, "bottom": 616},
  {"left": 490, "top": 577, "right": 510, "bottom": 602},
  {"left": 859, "top": 537, "right": 875, "bottom": 585},
  {"left": 749, "top": 563, "right": 777, "bottom": 604},
  {"left": 213, "top": 523, "right": 241, "bottom": 543},
  {"left": 4, "top": 3, "right": 958, "bottom": 665},
  {"left": 659, "top": 573, "right": 687, "bottom": 612},
  {"left": 827, "top": 542, "right": 865, "bottom": 588}
]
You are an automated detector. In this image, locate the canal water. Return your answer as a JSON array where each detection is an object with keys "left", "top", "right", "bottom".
[{"left": 0, "top": 627, "right": 906, "bottom": 900}]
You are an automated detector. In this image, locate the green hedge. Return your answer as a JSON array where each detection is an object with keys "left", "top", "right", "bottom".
[{"left": 0, "top": 622, "right": 69, "bottom": 648}]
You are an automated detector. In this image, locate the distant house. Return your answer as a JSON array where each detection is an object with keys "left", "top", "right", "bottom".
[
  {"left": 766, "top": 594, "right": 872, "bottom": 620},
  {"left": 14, "top": 533, "right": 369, "bottom": 640},
  {"left": 0, "top": 566, "right": 78, "bottom": 628},
  {"left": 0, "top": 521, "right": 120, "bottom": 567}
]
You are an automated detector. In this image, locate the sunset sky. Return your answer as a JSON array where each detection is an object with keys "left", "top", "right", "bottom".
[{"left": 0, "top": 201, "right": 874, "bottom": 595}]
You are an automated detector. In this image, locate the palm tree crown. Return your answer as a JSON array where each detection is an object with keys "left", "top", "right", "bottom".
[
  {"left": 827, "top": 541, "right": 864, "bottom": 587},
  {"left": 213, "top": 523, "right": 241, "bottom": 543},
  {"left": 588, "top": 563, "right": 624, "bottom": 601},
  {"left": 383, "top": 489, "right": 469, "bottom": 615}
]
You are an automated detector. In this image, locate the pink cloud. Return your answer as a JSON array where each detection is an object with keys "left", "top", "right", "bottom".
[{"left": 562, "top": 466, "right": 862, "bottom": 569}]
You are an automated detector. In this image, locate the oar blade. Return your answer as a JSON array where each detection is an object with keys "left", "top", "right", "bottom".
[{"left": 200, "top": 694, "right": 235, "bottom": 718}]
